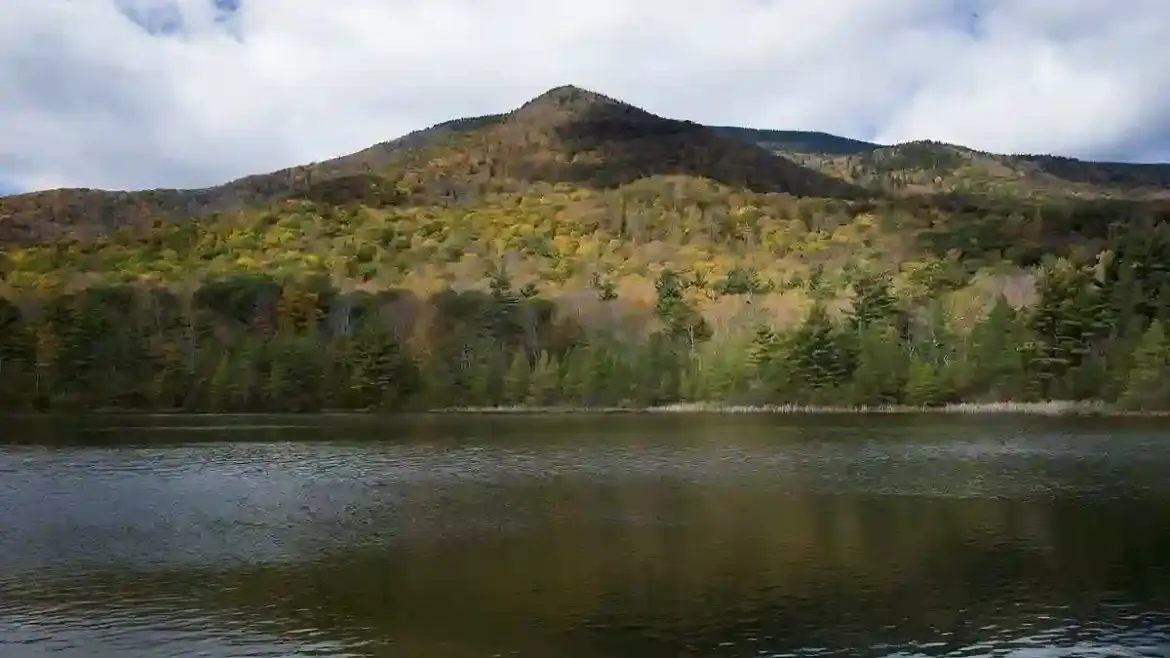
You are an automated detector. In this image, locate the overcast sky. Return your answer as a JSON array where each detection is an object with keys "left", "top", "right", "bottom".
[{"left": 2, "top": 0, "right": 1169, "bottom": 195}]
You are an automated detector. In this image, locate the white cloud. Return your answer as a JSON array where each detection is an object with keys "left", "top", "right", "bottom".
[{"left": 2, "top": 0, "right": 1169, "bottom": 193}]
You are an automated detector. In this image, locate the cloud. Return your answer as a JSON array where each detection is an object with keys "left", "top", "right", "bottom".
[{"left": 2, "top": 0, "right": 1169, "bottom": 193}]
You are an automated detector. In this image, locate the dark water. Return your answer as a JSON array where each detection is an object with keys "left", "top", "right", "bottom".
[{"left": 2, "top": 414, "right": 1170, "bottom": 658}]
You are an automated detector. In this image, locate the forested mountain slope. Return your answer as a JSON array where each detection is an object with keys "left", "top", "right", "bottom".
[
  {"left": 1, "top": 85, "right": 1169, "bottom": 412},
  {"left": 6, "top": 86, "right": 1169, "bottom": 242},
  {"left": 0, "top": 86, "right": 861, "bottom": 242},
  {"left": 779, "top": 142, "right": 1170, "bottom": 199}
]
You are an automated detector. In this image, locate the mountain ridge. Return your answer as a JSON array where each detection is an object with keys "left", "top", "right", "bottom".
[
  {"left": 0, "top": 84, "right": 864, "bottom": 242},
  {"left": 2, "top": 84, "right": 1170, "bottom": 243}
]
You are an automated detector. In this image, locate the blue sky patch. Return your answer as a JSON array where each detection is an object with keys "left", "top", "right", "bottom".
[
  {"left": 116, "top": 0, "right": 184, "bottom": 36},
  {"left": 116, "top": 0, "right": 241, "bottom": 36}
]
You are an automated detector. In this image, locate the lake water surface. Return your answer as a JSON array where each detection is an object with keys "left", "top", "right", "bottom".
[{"left": 2, "top": 413, "right": 1169, "bottom": 657}]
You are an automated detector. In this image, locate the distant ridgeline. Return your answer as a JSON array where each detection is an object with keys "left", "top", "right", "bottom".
[{"left": 1, "top": 85, "right": 1170, "bottom": 411}]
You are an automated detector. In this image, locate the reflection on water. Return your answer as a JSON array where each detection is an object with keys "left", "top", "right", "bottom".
[{"left": 1, "top": 414, "right": 1169, "bottom": 657}]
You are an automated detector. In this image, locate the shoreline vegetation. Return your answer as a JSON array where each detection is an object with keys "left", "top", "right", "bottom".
[
  {"left": 25, "top": 400, "right": 1167, "bottom": 418},
  {"left": 435, "top": 401, "right": 1166, "bottom": 416},
  {"left": 2, "top": 258, "right": 1170, "bottom": 414}
]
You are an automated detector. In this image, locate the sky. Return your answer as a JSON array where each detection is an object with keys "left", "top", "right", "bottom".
[{"left": 2, "top": 0, "right": 1170, "bottom": 195}]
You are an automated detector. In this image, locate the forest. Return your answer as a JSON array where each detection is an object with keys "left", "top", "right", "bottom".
[
  {"left": 2, "top": 86, "right": 1170, "bottom": 412},
  {"left": 1, "top": 217, "right": 1168, "bottom": 412}
]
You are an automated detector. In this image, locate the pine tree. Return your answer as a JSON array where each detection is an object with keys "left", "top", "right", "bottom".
[
  {"left": 957, "top": 296, "right": 1027, "bottom": 401},
  {"left": 486, "top": 263, "right": 521, "bottom": 345},
  {"left": 502, "top": 350, "right": 531, "bottom": 406},
  {"left": 786, "top": 303, "right": 848, "bottom": 404},
  {"left": 560, "top": 347, "right": 591, "bottom": 405},
  {"left": 847, "top": 271, "right": 899, "bottom": 332},
  {"left": 1100, "top": 319, "right": 1147, "bottom": 403},
  {"left": 349, "top": 324, "right": 418, "bottom": 410},
  {"left": 1027, "top": 261, "right": 1110, "bottom": 399},
  {"left": 654, "top": 268, "right": 711, "bottom": 347},
  {"left": 526, "top": 351, "right": 561, "bottom": 406},
  {"left": 209, "top": 349, "right": 249, "bottom": 412},
  {"left": 1119, "top": 321, "right": 1170, "bottom": 411},
  {"left": 849, "top": 323, "right": 908, "bottom": 406},
  {"left": 0, "top": 297, "right": 36, "bottom": 409},
  {"left": 904, "top": 356, "right": 952, "bottom": 407}
]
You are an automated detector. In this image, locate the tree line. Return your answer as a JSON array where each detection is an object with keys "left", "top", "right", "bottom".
[{"left": 2, "top": 228, "right": 1168, "bottom": 412}]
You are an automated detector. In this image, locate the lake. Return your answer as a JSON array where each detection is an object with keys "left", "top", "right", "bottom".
[{"left": 1, "top": 413, "right": 1169, "bottom": 657}]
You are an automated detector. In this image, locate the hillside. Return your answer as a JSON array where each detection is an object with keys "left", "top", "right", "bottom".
[
  {"left": 776, "top": 142, "right": 1170, "bottom": 200},
  {"left": 2, "top": 84, "right": 1170, "bottom": 412},
  {"left": 708, "top": 126, "right": 880, "bottom": 157},
  {"left": 379, "top": 86, "right": 865, "bottom": 202},
  {"left": 0, "top": 86, "right": 861, "bottom": 242},
  {"left": 706, "top": 127, "right": 1170, "bottom": 200},
  {"left": 0, "top": 113, "right": 509, "bottom": 244},
  {"left": 6, "top": 85, "right": 1170, "bottom": 243}
]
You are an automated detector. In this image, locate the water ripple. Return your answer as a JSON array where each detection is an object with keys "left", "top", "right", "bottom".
[{"left": 2, "top": 417, "right": 1169, "bottom": 657}]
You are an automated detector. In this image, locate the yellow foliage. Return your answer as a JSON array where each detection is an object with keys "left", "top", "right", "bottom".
[
  {"left": 576, "top": 240, "right": 600, "bottom": 259},
  {"left": 552, "top": 234, "right": 574, "bottom": 254}
]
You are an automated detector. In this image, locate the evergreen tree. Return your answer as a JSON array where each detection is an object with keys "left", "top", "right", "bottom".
[
  {"left": 849, "top": 323, "right": 908, "bottom": 406},
  {"left": 957, "top": 296, "right": 1028, "bottom": 401},
  {"left": 1119, "top": 321, "right": 1170, "bottom": 411},
  {"left": 1100, "top": 319, "right": 1147, "bottom": 403},
  {"left": 0, "top": 297, "right": 35, "bottom": 408},
  {"left": 847, "top": 271, "right": 899, "bottom": 332},
  {"left": 526, "top": 351, "right": 561, "bottom": 406},
  {"left": 502, "top": 350, "right": 531, "bottom": 406},
  {"left": 785, "top": 303, "right": 848, "bottom": 404},
  {"left": 1027, "top": 262, "right": 1110, "bottom": 399},
  {"left": 349, "top": 324, "right": 418, "bottom": 410},
  {"left": 486, "top": 263, "right": 521, "bottom": 345},
  {"left": 716, "top": 267, "right": 762, "bottom": 296},
  {"left": 904, "top": 357, "right": 953, "bottom": 407},
  {"left": 560, "top": 347, "right": 590, "bottom": 405},
  {"left": 747, "top": 325, "right": 790, "bottom": 401},
  {"left": 654, "top": 268, "right": 711, "bottom": 347}
]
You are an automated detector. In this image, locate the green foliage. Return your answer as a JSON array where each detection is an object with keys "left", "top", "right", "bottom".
[
  {"left": 783, "top": 303, "right": 850, "bottom": 403},
  {"left": 0, "top": 269, "right": 1164, "bottom": 411},
  {"left": 849, "top": 323, "right": 909, "bottom": 406},
  {"left": 1025, "top": 261, "right": 1111, "bottom": 399},
  {"left": 954, "top": 296, "right": 1029, "bottom": 401},
  {"left": 654, "top": 269, "right": 711, "bottom": 346},
  {"left": 1119, "top": 321, "right": 1170, "bottom": 411},
  {"left": 847, "top": 271, "right": 899, "bottom": 331},
  {"left": 526, "top": 351, "right": 561, "bottom": 406},
  {"left": 903, "top": 358, "right": 954, "bottom": 408},
  {"left": 715, "top": 268, "right": 763, "bottom": 296}
]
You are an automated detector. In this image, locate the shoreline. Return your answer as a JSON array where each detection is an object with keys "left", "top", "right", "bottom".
[
  {"left": 0, "top": 400, "right": 1165, "bottom": 414},
  {"left": 432, "top": 401, "right": 1169, "bottom": 417},
  {"left": 7, "top": 400, "right": 1160, "bottom": 417}
]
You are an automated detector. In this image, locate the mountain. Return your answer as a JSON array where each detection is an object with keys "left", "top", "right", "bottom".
[
  {"left": 0, "top": 113, "right": 510, "bottom": 243},
  {"left": 0, "top": 86, "right": 861, "bottom": 242},
  {"left": 5, "top": 85, "right": 1170, "bottom": 243},
  {"left": 360, "top": 116, "right": 1168, "bottom": 200},
  {"left": 375, "top": 85, "right": 864, "bottom": 202},
  {"left": 5, "top": 86, "right": 1170, "bottom": 413},
  {"left": 770, "top": 141, "right": 1170, "bottom": 200},
  {"left": 708, "top": 126, "right": 880, "bottom": 157}
]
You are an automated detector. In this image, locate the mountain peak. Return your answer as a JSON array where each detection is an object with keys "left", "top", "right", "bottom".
[
  {"left": 525, "top": 84, "right": 614, "bottom": 106},
  {"left": 510, "top": 84, "right": 632, "bottom": 125}
]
